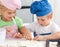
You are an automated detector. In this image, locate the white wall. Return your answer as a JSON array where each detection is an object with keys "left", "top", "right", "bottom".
[
  {"left": 49, "top": 0, "right": 60, "bottom": 26},
  {"left": 16, "top": 0, "right": 34, "bottom": 23},
  {"left": 53, "top": 0, "right": 60, "bottom": 26}
]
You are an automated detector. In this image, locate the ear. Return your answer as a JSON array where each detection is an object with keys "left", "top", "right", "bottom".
[{"left": 49, "top": 13, "right": 53, "bottom": 19}]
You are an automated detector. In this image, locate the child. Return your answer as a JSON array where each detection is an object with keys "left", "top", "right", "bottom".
[
  {"left": 0, "top": 0, "right": 32, "bottom": 40},
  {"left": 25, "top": 0, "right": 60, "bottom": 41}
]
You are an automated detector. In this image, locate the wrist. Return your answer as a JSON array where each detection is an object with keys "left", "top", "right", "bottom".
[{"left": 43, "top": 36, "right": 50, "bottom": 40}]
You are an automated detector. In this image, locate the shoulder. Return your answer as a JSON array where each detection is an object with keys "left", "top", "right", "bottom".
[
  {"left": 14, "top": 16, "right": 22, "bottom": 21},
  {"left": 29, "top": 21, "right": 38, "bottom": 26},
  {"left": 51, "top": 22, "right": 59, "bottom": 27},
  {"left": 51, "top": 22, "right": 60, "bottom": 32},
  {"left": 14, "top": 16, "right": 23, "bottom": 28},
  {"left": 25, "top": 21, "right": 39, "bottom": 28},
  {"left": 14, "top": 16, "right": 23, "bottom": 22}
]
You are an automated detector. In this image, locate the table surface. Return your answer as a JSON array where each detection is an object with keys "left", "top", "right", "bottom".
[{"left": 0, "top": 39, "right": 46, "bottom": 47}]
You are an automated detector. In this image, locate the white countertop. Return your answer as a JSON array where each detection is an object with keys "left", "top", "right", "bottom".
[
  {"left": 0, "top": 39, "right": 58, "bottom": 47},
  {"left": 0, "top": 39, "right": 46, "bottom": 47}
]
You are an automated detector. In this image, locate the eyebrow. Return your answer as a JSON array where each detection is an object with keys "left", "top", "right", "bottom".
[{"left": 41, "top": 19, "right": 45, "bottom": 21}]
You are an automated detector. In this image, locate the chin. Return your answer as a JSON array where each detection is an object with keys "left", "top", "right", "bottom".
[
  {"left": 7, "top": 19, "right": 12, "bottom": 21},
  {"left": 40, "top": 24, "right": 47, "bottom": 26}
]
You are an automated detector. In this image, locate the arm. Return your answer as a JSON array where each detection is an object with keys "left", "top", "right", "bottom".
[
  {"left": 34, "top": 22, "right": 60, "bottom": 41},
  {"left": 34, "top": 32, "right": 60, "bottom": 41},
  {"left": 43, "top": 22, "right": 60, "bottom": 40},
  {"left": 43, "top": 32, "right": 60, "bottom": 40},
  {"left": 15, "top": 16, "right": 32, "bottom": 40},
  {"left": 45, "top": 23, "right": 60, "bottom": 40},
  {"left": 19, "top": 26, "right": 32, "bottom": 40}
]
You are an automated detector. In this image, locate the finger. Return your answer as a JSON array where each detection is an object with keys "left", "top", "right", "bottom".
[
  {"left": 33, "top": 36, "right": 38, "bottom": 40},
  {"left": 19, "top": 34, "right": 23, "bottom": 38},
  {"left": 22, "top": 34, "right": 26, "bottom": 38},
  {"left": 17, "top": 33, "right": 22, "bottom": 38},
  {"left": 28, "top": 36, "right": 32, "bottom": 40},
  {"left": 17, "top": 32, "right": 20, "bottom": 35},
  {"left": 25, "top": 34, "right": 32, "bottom": 40},
  {"left": 23, "top": 35, "right": 30, "bottom": 40},
  {"left": 27, "top": 36, "right": 31, "bottom": 40},
  {"left": 12, "top": 34, "right": 17, "bottom": 38}
]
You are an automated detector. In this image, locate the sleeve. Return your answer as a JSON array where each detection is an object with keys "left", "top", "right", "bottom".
[
  {"left": 25, "top": 22, "right": 35, "bottom": 32},
  {"left": 51, "top": 22, "right": 60, "bottom": 33},
  {"left": 15, "top": 16, "right": 23, "bottom": 29}
]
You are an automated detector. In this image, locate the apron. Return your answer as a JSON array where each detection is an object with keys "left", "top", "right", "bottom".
[{"left": 4, "top": 18, "right": 18, "bottom": 39}]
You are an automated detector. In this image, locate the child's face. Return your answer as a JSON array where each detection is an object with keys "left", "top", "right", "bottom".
[
  {"left": 2, "top": 9, "right": 16, "bottom": 21},
  {"left": 37, "top": 13, "right": 52, "bottom": 26}
]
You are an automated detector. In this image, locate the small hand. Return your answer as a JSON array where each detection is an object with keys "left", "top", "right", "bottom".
[
  {"left": 33, "top": 35, "right": 44, "bottom": 41},
  {"left": 6, "top": 27, "right": 12, "bottom": 35},
  {"left": 23, "top": 33, "right": 32, "bottom": 40},
  {"left": 6, "top": 27, "right": 12, "bottom": 32},
  {"left": 13, "top": 32, "right": 23, "bottom": 38}
]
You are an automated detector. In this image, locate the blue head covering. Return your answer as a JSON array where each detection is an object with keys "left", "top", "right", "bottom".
[{"left": 30, "top": 0, "right": 52, "bottom": 17}]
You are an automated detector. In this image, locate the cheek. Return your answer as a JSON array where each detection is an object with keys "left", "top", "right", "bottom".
[
  {"left": 38, "top": 21, "right": 47, "bottom": 25},
  {"left": 2, "top": 14, "right": 8, "bottom": 18},
  {"left": 44, "top": 20, "right": 50, "bottom": 24},
  {"left": 5, "top": 14, "right": 9, "bottom": 17},
  {"left": 3, "top": 13, "right": 9, "bottom": 16},
  {"left": 38, "top": 20, "right": 43, "bottom": 24}
]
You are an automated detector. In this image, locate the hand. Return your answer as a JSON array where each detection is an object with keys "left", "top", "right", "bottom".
[
  {"left": 6, "top": 27, "right": 12, "bottom": 32},
  {"left": 33, "top": 35, "right": 44, "bottom": 41},
  {"left": 20, "top": 26, "right": 32, "bottom": 40},
  {"left": 23, "top": 33, "right": 32, "bottom": 40},
  {"left": 13, "top": 32, "right": 23, "bottom": 38},
  {"left": 6, "top": 27, "right": 12, "bottom": 35}
]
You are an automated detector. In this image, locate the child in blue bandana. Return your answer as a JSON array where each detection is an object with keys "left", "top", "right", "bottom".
[{"left": 25, "top": 0, "right": 60, "bottom": 41}]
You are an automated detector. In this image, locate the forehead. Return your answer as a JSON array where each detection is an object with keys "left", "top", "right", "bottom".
[
  {"left": 37, "top": 16, "right": 47, "bottom": 19},
  {"left": 37, "top": 12, "right": 52, "bottom": 19},
  {"left": 6, "top": 9, "right": 16, "bottom": 13}
]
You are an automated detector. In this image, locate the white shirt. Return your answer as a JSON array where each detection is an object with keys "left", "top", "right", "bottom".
[{"left": 25, "top": 21, "right": 60, "bottom": 35}]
